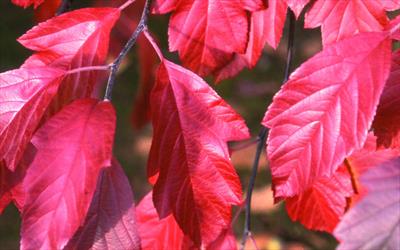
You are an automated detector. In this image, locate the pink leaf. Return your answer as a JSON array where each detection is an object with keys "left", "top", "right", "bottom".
[
  {"left": 147, "top": 45, "right": 249, "bottom": 244},
  {"left": 263, "top": 32, "right": 392, "bottom": 198},
  {"left": 305, "top": 0, "right": 391, "bottom": 46},
  {"left": 11, "top": 0, "right": 44, "bottom": 8},
  {"left": 65, "top": 159, "right": 140, "bottom": 250},
  {"left": 136, "top": 192, "right": 194, "bottom": 249},
  {"left": 137, "top": 192, "right": 238, "bottom": 249},
  {"left": 286, "top": 166, "right": 353, "bottom": 232},
  {"left": 0, "top": 67, "right": 65, "bottom": 170},
  {"left": 286, "top": 0, "right": 310, "bottom": 19},
  {"left": 214, "top": 8, "right": 269, "bottom": 81},
  {"left": 264, "top": 0, "right": 288, "bottom": 49},
  {"left": 334, "top": 157, "right": 400, "bottom": 250},
  {"left": 152, "top": 0, "right": 264, "bottom": 76},
  {"left": 373, "top": 50, "right": 400, "bottom": 149},
  {"left": 18, "top": 8, "right": 120, "bottom": 114},
  {"left": 21, "top": 99, "right": 116, "bottom": 250},
  {"left": 0, "top": 143, "right": 35, "bottom": 213}
]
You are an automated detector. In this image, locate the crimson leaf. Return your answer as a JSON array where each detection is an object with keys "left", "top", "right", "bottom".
[
  {"left": 263, "top": 32, "right": 392, "bottom": 198},
  {"left": 65, "top": 159, "right": 140, "bottom": 250},
  {"left": 147, "top": 49, "right": 249, "bottom": 245},
  {"left": 0, "top": 67, "right": 65, "bottom": 170},
  {"left": 334, "top": 157, "right": 400, "bottom": 250},
  {"left": 21, "top": 99, "right": 116, "bottom": 250}
]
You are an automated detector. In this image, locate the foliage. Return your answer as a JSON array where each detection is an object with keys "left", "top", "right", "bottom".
[{"left": 0, "top": 0, "right": 399, "bottom": 249}]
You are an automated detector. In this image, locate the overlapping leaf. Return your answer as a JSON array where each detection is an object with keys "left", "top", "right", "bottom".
[
  {"left": 373, "top": 50, "right": 400, "bottom": 149},
  {"left": 305, "top": 0, "right": 399, "bottom": 46},
  {"left": 18, "top": 8, "right": 120, "bottom": 113},
  {"left": 21, "top": 99, "right": 115, "bottom": 250},
  {"left": 263, "top": 32, "right": 392, "bottom": 198},
  {"left": 334, "top": 157, "right": 400, "bottom": 250},
  {"left": 137, "top": 192, "right": 194, "bottom": 249},
  {"left": 285, "top": 133, "right": 400, "bottom": 232},
  {"left": 0, "top": 144, "right": 35, "bottom": 214},
  {"left": 146, "top": 33, "right": 249, "bottom": 244},
  {"left": 214, "top": 6, "right": 270, "bottom": 81},
  {"left": 152, "top": 0, "right": 265, "bottom": 76},
  {"left": 0, "top": 67, "right": 65, "bottom": 170},
  {"left": 34, "top": 0, "right": 61, "bottom": 22},
  {"left": 65, "top": 159, "right": 140, "bottom": 250},
  {"left": 286, "top": 167, "right": 353, "bottom": 232},
  {"left": 11, "top": 0, "right": 44, "bottom": 8},
  {"left": 137, "top": 192, "right": 237, "bottom": 249}
]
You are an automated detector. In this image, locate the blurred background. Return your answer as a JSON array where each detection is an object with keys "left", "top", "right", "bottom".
[{"left": 0, "top": 1, "right": 338, "bottom": 249}]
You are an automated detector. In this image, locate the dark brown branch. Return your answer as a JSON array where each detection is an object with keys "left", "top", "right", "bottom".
[
  {"left": 240, "top": 9, "right": 296, "bottom": 250},
  {"left": 104, "top": 0, "right": 152, "bottom": 101}
]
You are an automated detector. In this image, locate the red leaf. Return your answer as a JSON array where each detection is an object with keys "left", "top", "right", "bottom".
[
  {"left": 0, "top": 163, "right": 12, "bottom": 214},
  {"left": 65, "top": 159, "right": 140, "bottom": 250},
  {"left": 263, "top": 0, "right": 288, "bottom": 49},
  {"left": 286, "top": 166, "right": 353, "bottom": 232},
  {"left": 11, "top": 0, "right": 44, "bottom": 8},
  {"left": 18, "top": 8, "right": 120, "bottom": 113},
  {"left": 21, "top": 99, "right": 116, "bottom": 250},
  {"left": 214, "top": 8, "right": 270, "bottom": 81},
  {"left": 305, "top": 0, "right": 392, "bottom": 46},
  {"left": 137, "top": 192, "right": 194, "bottom": 250},
  {"left": 137, "top": 192, "right": 238, "bottom": 249},
  {"left": 334, "top": 157, "right": 400, "bottom": 250},
  {"left": 262, "top": 32, "right": 392, "bottom": 198},
  {"left": 152, "top": 0, "right": 264, "bottom": 76},
  {"left": 34, "top": 0, "right": 62, "bottom": 23},
  {"left": 373, "top": 50, "right": 400, "bottom": 149},
  {"left": 146, "top": 34, "right": 249, "bottom": 244},
  {"left": 286, "top": 0, "right": 310, "bottom": 19},
  {"left": 0, "top": 67, "right": 65, "bottom": 170},
  {"left": 0, "top": 144, "right": 35, "bottom": 214}
]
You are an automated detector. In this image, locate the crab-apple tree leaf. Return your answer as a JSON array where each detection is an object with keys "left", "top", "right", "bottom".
[
  {"left": 286, "top": 166, "right": 353, "bottom": 233},
  {"left": 18, "top": 8, "right": 120, "bottom": 113},
  {"left": 373, "top": 50, "right": 400, "bottom": 149},
  {"left": 214, "top": 8, "right": 269, "bottom": 82},
  {"left": 137, "top": 192, "right": 237, "bottom": 249},
  {"left": 147, "top": 46, "right": 249, "bottom": 244},
  {"left": 34, "top": 0, "right": 62, "bottom": 22},
  {"left": 0, "top": 143, "right": 35, "bottom": 214},
  {"left": 0, "top": 67, "right": 65, "bottom": 171},
  {"left": 65, "top": 159, "right": 140, "bottom": 250},
  {"left": 152, "top": 0, "right": 264, "bottom": 76},
  {"left": 304, "top": 0, "right": 391, "bottom": 46},
  {"left": 334, "top": 157, "right": 400, "bottom": 250},
  {"left": 0, "top": 163, "right": 12, "bottom": 214},
  {"left": 286, "top": 0, "right": 310, "bottom": 19},
  {"left": 286, "top": 133, "right": 399, "bottom": 232},
  {"left": 11, "top": 0, "right": 44, "bottom": 8},
  {"left": 343, "top": 133, "right": 400, "bottom": 208},
  {"left": 264, "top": 0, "right": 288, "bottom": 49},
  {"left": 21, "top": 99, "right": 116, "bottom": 250},
  {"left": 137, "top": 192, "right": 195, "bottom": 250},
  {"left": 263, "top": 32, "right": 392, "bottom": 198},
  {"left": 390, "top": 15, "right": 400, "bottom": 40}
]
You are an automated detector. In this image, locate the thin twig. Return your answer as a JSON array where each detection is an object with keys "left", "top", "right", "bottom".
[
  {"left": 104, "top": 0, "right": 152, "bottom": 101},
  {"left": 240, "top": 9, "right": 296, "bottom": 250},
  {"left": 56, "top": 0, "right": 73, "bottom": 15}
]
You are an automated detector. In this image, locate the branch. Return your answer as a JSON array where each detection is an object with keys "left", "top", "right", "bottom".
[
  {"left": 240, "top": 9, "right": 296, "bottom": 250},
  {"left": 103, "top": 0, "right": 152, "bottom": 101},
  {"left": 56, "top": 0, "right": 73, "bottom": 15}
]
